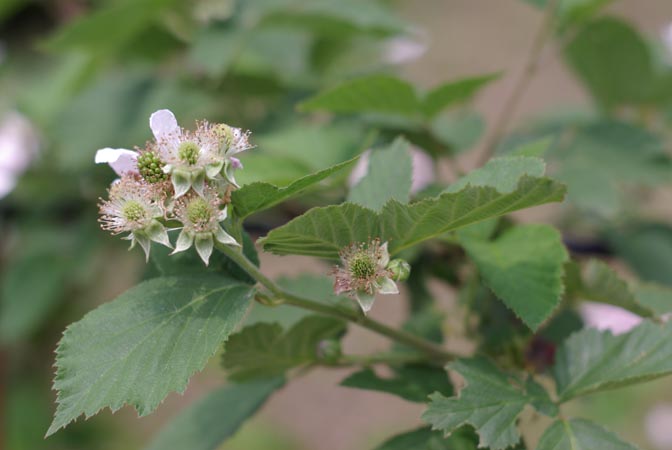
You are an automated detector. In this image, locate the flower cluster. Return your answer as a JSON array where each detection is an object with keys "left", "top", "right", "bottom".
[
  {"left": 332, "top": 239, "right": 409, "bottom": 313},
  {"left": 96, "top": 109, "right": 251, "bottom": 264}
]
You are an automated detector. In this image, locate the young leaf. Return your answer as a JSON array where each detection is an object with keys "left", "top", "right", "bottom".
[
  {"left": 232, "top": 157, "right": 358, "bottom": 219},
  {"left": 341, "top": 364, "right": 453, "bottom": 403},
  {"left": 461, "top": 225, "right": 569, "bottom": 331},
  {"left": 422, "top": 73, "right": 499, "bottom": 118},
  {"left": 348, "top": 138, "right": 412, "bottom": 211},
  {"left": 553, "top": 321, "right": 672, "bottom": 402},
  {"left": 222, "top": 316, "right": 346, "bottom": 381},
  {"left": 261, "top": 175, "right": 566, "bottom": 259},
  {"left": 47, "top": 276, "right": 253, "bottom": 436},
  {"left": 537, "top": 418, "right": 637, "bottom": 450},
  {"left": 570, "top": 259, "right": 654, "bottom": 317},
  {"left": 446, "top": 156, "right": 545, "bottom": 193},
  {"left": 298, "top": 75, "right": 420, "bottom": 118},
  {"left": 145, "top": 378, "right": 284, "bottom": 450},
  {"left": 375, "top": 426, "right": 478, "bottom": 450},
  {"left": 423, "top": 357, "right": 549, "bottom": 450}
]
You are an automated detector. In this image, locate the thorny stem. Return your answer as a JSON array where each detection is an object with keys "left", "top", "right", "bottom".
[
  {"left": 476, "top": 0, "right": 560, "bottom": 166},
  {"left": 215, "top": 243, "right": 454, "bottom": 363}
]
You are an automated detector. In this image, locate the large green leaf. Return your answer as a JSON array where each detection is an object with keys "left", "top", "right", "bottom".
[
  {"left": 222, "top": 316, "right": 346, "bottom": 381},
  {"left": 564, "top": 17, "right": 657, "bottom": 109},
  {"left": 461, "top": 225, "right": 569, "bottom": 330},
  {"left": 633, "top": 283, "right": 672, "bottom": 316},
  {"left": 233, "top": 157, "right": 358, "bottom": 219},
  {"left": 299, "top": 75, "right": 420, "bottom": 118},
  {"left": 422, "top": 74, "right": 499, "bottom": 118},
  {"left": 423, "top": 357, "right": 555, "bottom": 450},
  {"left": 553, "top": 320, "right": 672, "bottom": 401},
  {"left": 348, "top": 138, "right": 412, "bottom": 211},
  {"left": 537, "top": 419, "right": 637, "bottom": 450},
  {"left": 341, "top": 364, "right": 452, "bottom": 403},
  {"left": 261, "top": 175, "right": 566, "bottom": 259},
  {"left": 145, "top": 378, "right": 283, "bottom": 450},
  {"left": 47, "top": 276, "right": 253, "bottom": 436},
  {"left": 446, "top": 156, "right": 545, "bottom": 193},
  {"left": 375, "top": 427, "right": 478, "bottom": 450}
]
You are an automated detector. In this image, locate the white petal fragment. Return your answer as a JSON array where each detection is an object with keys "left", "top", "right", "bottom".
[
  {"left": 173, "top": 229, "right": 194, "bottom": 254},
  {"left": 149, "top": 109, "right": 180, "bottom": 142},
  {"left": 378, "top": 277, "right": 399, "bottom": 295},
  {"left": 214, "top": 226, "right": 239, "bottom": 246},
  {"left": 355, "top": 292, "right": 376, "bottom": 314},
  {"left": 195, "top": 234, "right": 214, "bottom": 265},
  {"left": 95, "top": 148, "right": 139, "bottom": 176}
]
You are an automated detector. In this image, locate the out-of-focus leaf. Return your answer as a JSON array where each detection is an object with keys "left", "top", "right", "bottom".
[
  {"left": 222, "top": 316, "right": 346, "bottom": 381},
  {"left": 633, "top": 283, "right": 672, "bottom": 316},
  {"left": 461, "top": 225, "right": 569, "bottom": 330},
  {"left": 537, "top": 419, "right": 636, "bottom": 450},
  {"left": 341, "top": 364, "right": 452, "bottom": 403},
  {"left": 348, "top": 137, "right": 412, "bottom": 211},
  {"left": 374, "top": 427, "right": 478, "bottom": 450},
  {"left": 564, "top": 17, "right": 657, "bottom": 108},
  {"left": 429, "top": 111, "right": 485, "bottom": 153},
  {"left": 145, "top": 378, "right": 284, "bottom": 450},
  {"left": 553, "top": 320, "right": 672, "bottom": 401},
  {"left": 47, "top": 276, "right": 253, "bottom": 436},
  {"left": 422, "top": 73, "right": 499, "bottom": 118},
  {"left": 261, "top": 176, "right": 566, "bottom": 259},
  {"left": 607, "top": 223, "right": 672, "bottom": 286},
  {"left": 524, "top": 0, "right": 615, "bottom": 30}
]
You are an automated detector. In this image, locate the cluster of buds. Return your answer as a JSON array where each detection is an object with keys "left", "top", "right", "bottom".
[
  {"left": 96, "top": 109, "right": 252, "bottom": 264},
  {"left": 332, "top": 239, "right": 410, "bottom": 313}
]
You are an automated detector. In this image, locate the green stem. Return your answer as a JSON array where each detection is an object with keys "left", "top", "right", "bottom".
[{"left": 215, "top": 243, "right": 454, "bottom": 363}]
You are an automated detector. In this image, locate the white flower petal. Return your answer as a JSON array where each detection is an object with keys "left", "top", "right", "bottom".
[
  {"left": 149, "top": 109, "right": 180, "bottom": 142},
  {"left": 95, "top": 148, "right": 139, "bottom": 176},
  {"left": 355, "top": 292, "right": 376, "bottom": 314},
  {"left": 0, "top": 170, "right": 17, "bottom": 199},
  {"left": 579, "top": 302, "right": 642, "bottom": 335},
  {"left": 214, "top": 226, "right": 239, "bottom": 246},
  {"left": 378, "top": 277, "right": 399, "bottom": 295},
  {"left": 379, "top": 242, "right": 390, "bottom": 267}
]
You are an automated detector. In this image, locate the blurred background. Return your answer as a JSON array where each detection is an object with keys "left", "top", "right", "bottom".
[{"left": 2, "top": 0, "right": 672, "bottom": 449}]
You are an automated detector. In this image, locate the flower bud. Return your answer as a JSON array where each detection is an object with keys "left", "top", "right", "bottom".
[
  {"left": 316, "top": 339, "right": 342, "bottom": 364},
  {"left": 387, "top": 259, "right": 411, "bottom": 282}
]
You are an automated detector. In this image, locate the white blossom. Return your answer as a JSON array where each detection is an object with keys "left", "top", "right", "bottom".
[{"left": 0, "top": 112, "right": 39, "bottom": 199}]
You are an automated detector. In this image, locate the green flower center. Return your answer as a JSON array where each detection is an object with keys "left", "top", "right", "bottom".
[
  {"left": 186, "top": 197, "right": 212, "bottom": 226},
  {"left": 137, "top": 151, "right": 167, "bottom": 183},
  {"left": 349, "top": 252, "right": 376, "bottom": 279},
  {"left": 178, "top": 142, "right": 200, "bottom": 165},
  {"left": 122, "top": 200, "right": 146, "bottom": 222}
]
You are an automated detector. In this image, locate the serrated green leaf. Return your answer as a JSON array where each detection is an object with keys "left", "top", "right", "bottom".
[
  {"left": 461, "top": 225, "right": 569, "bottom": 330},
  {"left": 374, "top": 426, "right": 478, "bottom": 450},
  {"left": 422, "top": 73, "right": 499, "bottom": 118},
  {"left": 341, "top": 364, "right": 452, "bottom": 403},
  {"left": 145, "top": 378, "right": 283, "bottom": 450},
  {"left": 570, "top": 259, "right": 654, "bottom": 317},
  {"left": 233, "top": 157, "right": 358, "bottom": 219},
  {"left": 348, "top": 138, "right": 412, "bottom": 211},
  {"left": 47, "top": 276, "right": 253, "bottom": 436},
  {"left": 537, "top": 418, "right": 637, "bottom": 450},
  {"left": 422, "top": 357, "right": 546, "bottom": 450},
  {"left": 222, "top": 316, "right": 346, "bottom": 381},
  {"left": 553, "top": 320, "right": 672, "bottom": 401},
  {"left": 261, "top": 175, "right": 566, "bottom": 259},
  {"left": 299, "top": 75, "right": 420, "bottom": 117},
  {"left": 564, "top": 17, "right": 657, "bottom": 109},
  {"left": 446, "top": 156, "right": 546, "bottom": 193}
]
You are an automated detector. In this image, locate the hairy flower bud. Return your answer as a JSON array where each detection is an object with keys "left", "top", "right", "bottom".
[{"left": 387, "top": 259, "right": 411, "bottom": 282}]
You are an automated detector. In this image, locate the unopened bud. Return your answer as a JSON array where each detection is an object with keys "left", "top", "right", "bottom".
[
  {"left": 316, "top": 339, "right": 342, "bottom": 364},
  {"left": 387, "top": 259, "right": 411, "bottom": 282}
]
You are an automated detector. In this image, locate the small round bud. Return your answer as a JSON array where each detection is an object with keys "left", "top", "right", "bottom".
[
  {"left": 316, "top": 339, "right": 342, "bottom": 364},
  {"left": 137, "top": 151, "right": 167, "bottom": 183},
  {"left": 387, "top": 259, "right": 411, "bottom": 282}
]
